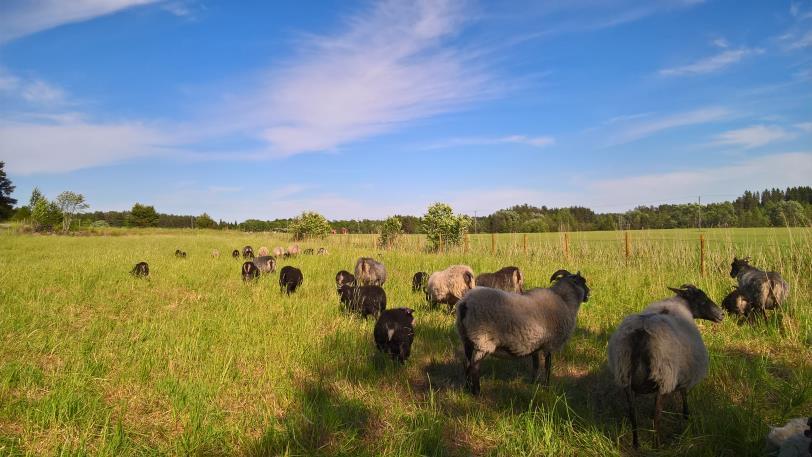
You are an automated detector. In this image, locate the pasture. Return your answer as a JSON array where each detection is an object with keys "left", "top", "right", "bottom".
[{"left": 0, "top": 228, "right": 809, "bottom": 456}]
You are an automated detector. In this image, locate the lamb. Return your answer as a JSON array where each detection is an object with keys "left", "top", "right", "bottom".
[
  {"left": 607, "top": 284, "right": 724, "bottom": 448},
  {"left": 475, "top": 266, "right": 524, "bottom": 293},
  {"left": 317, "top": 247, "right": 328, "bottom": 255},
  {"left": 287, "top": 244, "right": 300, "bottom": 257},
  {"left": 338, "top": 284, "right": 387, "bottom": 318},
  {"left": 455, "top": 269, "right": 589, "bottom": 395},
  {"left": 303, "top": 248, "right": 315, "bottom": 255},
  {"left": 211, "top": 249, "right": 220, "bottom": 258},
  {"left": 231, "top": 249, "right": 240, "bottom": 259},
  {"left": 174, "top": 249, "right": 187, "bottom": 258},
  {"left": 412, "top": 271, "right": 428, "bottom": 293},
  {"left": 721, "top": 286, "right": 750, "bottom": 317},
  {"left": 273, "top": 247, "right": 284, "bottom": 257},
  {"left": 242, "top": 245, "right": 254, "bottom": 259},
  {"left": 730, "top": 256, "right": 789, "bottom": 320},
  {"left": 355, "top": 257, "right": 387, "bottom": 286},
  {"left": 335, "top": 270, "right": 356, "bottom": 289},
  {"left": 279, "top": 266, "right": 303, "bottom": 294},
  {"left": 427, "top": 265, "right": 475, "bottom": 311},
  {"left": 131, "top": 262, "right": 149, "bottom": 278},
  {"left": 252, "top": 255, "right": 277, "bottom": 274},
  {"left": 374, "top": 308, "right": 415, "bottom": 364},
  {"left": 257, "top": 246, "right": 269, "bottom": 257},
  {"left": 764, "top": 417, "right": 812, "bottom": 457},
  {"left": 241, "top": 261, "right": 260, "bottom": 281}
]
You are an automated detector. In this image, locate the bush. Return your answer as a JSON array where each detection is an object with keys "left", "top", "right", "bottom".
[
  {"left": 289, "top": 211, "right": 331, "bottom": 240},
  {"left": 378, "top": 216, "right": 403, "bottom": 248},
  {"left": 31, "top": 198, "right": 63, "bottom": 232},
  {"left": 128, "top": 203, "right": 159, "bottom": 227},
  {"left": 422, "top": 203, "right": 470, "bottom": 251}
]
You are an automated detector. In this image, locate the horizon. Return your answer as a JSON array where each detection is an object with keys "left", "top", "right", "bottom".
[{"left": 1, "top": 0, "right": 811, "bottom": 221}]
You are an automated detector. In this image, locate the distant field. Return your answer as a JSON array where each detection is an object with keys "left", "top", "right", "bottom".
[{"left": 0, "top": 228, "right": 809, "bottom": 456}]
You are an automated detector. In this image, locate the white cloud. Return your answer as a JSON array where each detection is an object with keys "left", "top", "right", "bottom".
[
  {"left": 787, "top": 30, "right": 812, "bottom": 49},
  {"left": 425, "top": 134, "right": 555, "bottom": 150},
  {"left": 659, "top": 48, "right": 763, "bottom": 77},
  {"left": 712, "top": 125, "right": 795, "bottom": 149},
  {"left": 607, "top": 107, "right": 730, "bottom": 145},
  {"left": 20, "top": 79, "right": 65, "bottom": 104},
  {"left": 795, "top": 122, "right": 812, "bottom": 132},
  {"left": 712, "top": 37, "right": 729, "bottom": 49}
]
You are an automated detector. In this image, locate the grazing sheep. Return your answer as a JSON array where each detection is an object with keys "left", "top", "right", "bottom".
[
  {"left": 607, "top": 284, "right": 724, "bottom": 448},
  {"left": 232, "top": 249, "right": 240, "bottom": 259},
  {"left": 731, "top": 256, "right": 789, "bottom": 320},
  {"left": 335, "top": 270, "right": 356, "bottom": 289},
  {"left": 273, "top": 246, "right": 284, "bottom": 257},
  {"left": 174, "top": 249, "right": 187, "bottom": 258},
  {"left": 303, "top": 248, "right": 315, "bottom": 255},
  {"left": 242, "top": 246, "right": 254, "bottom": 259},
  {"left": 287, "top": 244, "right": 300, "bottom": 257},
  {"left": 456, "top": 269, "right": 589, "bottom": 395},
  {"left": 279, "top": 266, "right": 303, "bottom": 294},
  {"left": 338, "top": 284, "right": 387, "bottom": 318},
  {"left": 257, "top": 246, "right": 269, "bottom": 257},
  {"left": 427, "top": 265, "right": 475, "bottom": 311},
  {"left": 317, "top": 247, "right": 328, "bottom": 255},
  {"left": 212, "top": 249, "right": 220, "bottom": 258},
  {"left": 476, "top": 266, "right": 524, "bottom": 293},
  {"left": 374, "top": 308, "right": 415, "bottom": 364},
  {"left": 764, "top": 417, "right": 812, "bottom": 457},
  {"left": 355, "top": 257, "right": 387, "bottom": 286},
  {"left": 412, "top": 272, "right": 428, "bottom": 293},
  {"left": 252, "top": 255, "right": 277, "bottom": 274},
  {"left": 721, "top": 286, "right": 750, "bottom": 317},
  {"left": 131, "top": 262, "right": 149, "bottom": 278},
  {"left": 241, "top": 261, "right": 260, "bottom": 281}
]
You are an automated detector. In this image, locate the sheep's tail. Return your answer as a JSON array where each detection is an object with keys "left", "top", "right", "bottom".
[{"left": 455, "top": 298, "right": 471, "bottom": 348}]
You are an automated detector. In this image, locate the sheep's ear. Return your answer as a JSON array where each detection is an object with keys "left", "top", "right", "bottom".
[{"left": 550, "top": 269, "right": 570, "bottom": 282}]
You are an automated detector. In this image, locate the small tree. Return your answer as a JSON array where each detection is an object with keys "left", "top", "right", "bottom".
[
  {"left": 378, "top": 216, "right": 403, "bottom": 248},
  {"left": 29, "top": 187, "right": 44, "bottom": 207},
  {"left": 31, "top": 197, "right": 63, "bottom": 231},
  {"left": 55, "top": 191, "right": 89, "bottom": 232},
  {"left": 0, "top": 162, "right": 16, "bottom": 220},
  {"left": 12, "top": 205, "right": 31, "bottom": 222},
  {"left": 289, "top": 211, "right": 330, "bottom": 240},
  {"left": 196, "top": 213, "right": 216, "bottom": 229},
  {"left": 422, "top": 202, "right": 470, "bottom": 251},
  {"left": 128, "top": 203, "right": 159, "bottom": 227}
]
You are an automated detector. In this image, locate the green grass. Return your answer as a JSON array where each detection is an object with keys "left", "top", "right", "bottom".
[{"left": 0, "top": 228, "right": 809, "bottom": 456}]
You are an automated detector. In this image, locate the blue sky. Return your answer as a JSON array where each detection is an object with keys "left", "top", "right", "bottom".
[{"left": 1, "top": 0, "right": 810, "bottom": 220}]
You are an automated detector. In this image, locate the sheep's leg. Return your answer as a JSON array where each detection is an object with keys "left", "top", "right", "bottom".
[
  {"left": 653, "top": 392, "right": 664, "bottom": 447},
  {"left": 624, "top": 387, "right": 639, "bottom": 449},
  {"left": 465, "top": 349, "right": 485, "bottom": 395},
  {"left": 544, "top": 351, "right": 552, "bottom": 386},
  {"left": 531, "top": 350, "right": 543, "bottom": 382},
  {"left": 680, "top": 388, "right": 689, "bottom": 418}
]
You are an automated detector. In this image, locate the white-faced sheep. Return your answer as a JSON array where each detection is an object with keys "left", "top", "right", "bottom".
[
  {"left": 252, "top": 255, "right": 277, "bottom": 274},
  {"left": 335, "top": 270, "right": 356, "bottom": 289},
  {"left": 374, "top": 308, "right": 415, "bottom": 364},
  {"left": 257, "top": 246, "right": 269, "bottom": 257},
  {"left": 764, "top": 417, "right": 811, "bottom": 457},
  {"left": 242, "top": 246, "right": 254, "bottom": 259},
  {"left": 279, "top": 266, "right": 303, "bottom": 294},
  {"left": 607, "top": 284, "right": 724, "bottom": 448},
  {"left": 131, "top": 262, "right": 149, "bottom": 278},
  {"left": 355, "top": 257, "right": 387, "bottom": 286},
  {"left": 427, "top": 265, "right": 475, "bottom": 311},
  {"left": 475, "top": 266, "right": 524, "bottom": 293},
  {"left": 273, "top": 247, "right": 284, "bottom": 257},
  {"left": 241, "top": 261, "right": 260, "bottom": 281},
  {"left": 455, "top": 269, "right": 589, "bottom": 395},
  {"left": 211, "top": 249, "right": 220, "bottom": 258},
  {"left": 338, "top": 284, "right": 387, "bottom": 319},
  {"left": 730, "top": 256, "right": 789, "bottom": 321}
]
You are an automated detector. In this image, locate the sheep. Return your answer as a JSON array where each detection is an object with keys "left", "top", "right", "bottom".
[
  {"left": 279, "top": 266, "right": 303, "bottom": 294},
  {"left": 241, "top": 261, "right": 260, "bottom": 281},
  {"left": 317, "top": 247, "right": 328, "bottom": 255},
  {"left": 174, "top": 249, "right": 187, "bottom": 258},
  {"left": 355, "top": 257, "right": 387, "bottom": 286},
  {"left": 721, "top": 286, "right": 750, "bottom": 317},
  {"left": 475, "top": 266, "right": 524, "bottom": 293},
  {"left": 335, "top": 270, "right": 356, "bottom": 289},
  {"left": 287, "top": 244, "right": 300, "bottom": 257},
  {"left": 764, "top": 417, "right": 812, "bottom": 457},
  {"left": 607, "top": 284, "right": 724, "bottom": 448},
  {"left": 455, "top": 269, "right": 589, "bottom": 395},
  {"left": 242, "top": 245, "right": 254, "bottom": 259},
  {"left": 374, "top": 308, "right": 415, "bottom": 364},
  {"left": 131, "top": 262, "right": 149, "bottom": 278},
  {"left": 412, "top": 271, "right": 428, "bottom": 293},
  {"left": 338, "top": 284, "right": 387, "bottom": 318},
  {"left": 257, "top": 246, "right": 269, "bottom": 257},
  {"left": 273, "top": 247, "right": 284, "bottom": 257},
  {"left": 231, "top": 249, "right": 240, "bottom": 259},
  {"left": 427, "top": 265, "right": 475, "bottom": 311},
  {"left": 303, "top": 248, "right": 315, "bottom": 255},
  {"left": 211, "top": 249, "right": 220, "bottom": 258},
  {"left": 252, "top": 255, "right": 277, "bottom": 274},
  {"left": 730, "top": 256, "right": 789, "bottom": 320}
]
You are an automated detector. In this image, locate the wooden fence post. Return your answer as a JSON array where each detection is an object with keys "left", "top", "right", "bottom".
[
  {"left": 491, "top": 233, "right": 495, "bottom": 256},
  {"left": 563, "top": 233, "right": 570, "bottom": 258},
  {"left": 625, "top": 231, "right": 630, "bottom": 262},
  {"left": 523, "top": 234, "right": 528, "bottom": 256},
  {"left": 464, "top": 233, "right": 469, "bottom": 254},
  {"left": 700, "top": 234, "right": 706, "bottom": 276}
]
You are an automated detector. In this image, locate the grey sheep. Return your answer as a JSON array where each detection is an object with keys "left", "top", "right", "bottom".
[
  {"left": 764, "top": 417, "right": 811, "bottom": 457},
  {"left": 317, "top": 247, "right": 328, "bottom": 255},
  {"left": 131, "top": 262, "right": 149, "bottom": 278},
  {"left": 721, "top": 286, "right": 750, "bottom": 317},
  {"left": 252, "top": 255, "right": 277, "bottom": 274},
  {"left": 455, "top": 269, "right": 589, "bottom": 395},
  {"left": 475, "top": 266, "right": 524, "bottom": 293},
  {"left": 273, "top": 246, "right": 284, "bottom": 257},
  {"left": 287, "top": 244, "right": 300, "bottom": 257},
  {"left": 427, "top": 265, "right": 475, "bottom": 311},
  {"left": 730, "top": 256, "right": 789, "bottom": 321},
  {"left": 257, "top": 246, "right": 269, "bottom": 257},
  {"left": 607, "top": 284, "right": 723, "bottom": 448},
  {"left": 355, "top": 257, "right": 387, "bottom": 286},
  {"left": 335, "top": 270, "right": 356, "bottom": 289}
]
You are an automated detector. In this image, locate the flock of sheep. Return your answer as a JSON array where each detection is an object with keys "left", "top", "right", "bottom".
[{"left": 128, "top": 246, "right": 806, "bottom": 452}]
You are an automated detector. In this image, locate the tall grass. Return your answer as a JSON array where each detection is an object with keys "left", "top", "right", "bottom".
[{"left": 0, "top": 228, "right": 809, "bottom": 455}]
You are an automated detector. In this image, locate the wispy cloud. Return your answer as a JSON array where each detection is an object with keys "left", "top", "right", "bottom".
[
  {"left": 659, "top": 47, "right": 763, "bottom": 77},
  {"left": 795, "top": 122, "right": 812, "bottom": 132},
  {"left": 712, "top": 125, "right": 796, "bottom": 149},
  {"left": 0, "top": 68, "right": 66, "bottom": 105},
  {"left": 607, "top": 107, "right": 730, "bottom": 145},
  {"left": 0, "top": 0, "right": 161, "bottom": 44},
  {"left": 425, "top": 134, "right": 555, "bottom": 150}
]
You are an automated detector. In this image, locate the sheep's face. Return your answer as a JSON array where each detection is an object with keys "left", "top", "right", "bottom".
[
  {"left": 232, "top": 250, "right": 240, "bottom": 258},
  {"left": 571, "top": 273, "right": 590, "bottom": 302},
  {"left": 670, "top": 285, "right": 724, "bottom": 323},
  {"left": 730, "top": 257, "right": 750, "bottom": 278}
]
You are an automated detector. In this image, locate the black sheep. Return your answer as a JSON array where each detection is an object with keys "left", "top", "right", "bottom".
[
  {"left": 374, "top": 308, "right": 415, "bottom": 364},
  {"left": 241, "top": 261, "right": 260, "bottom": 281},
  {"left": 335, "top": 270, "right": 356, "bottom": 289},
  {"left": 303, "top": 248, "right": 315, "bottom": 255},
  {"left": 721, "top": 287, "right": 750, "bottom": 316},
  {"left": 338, "top": 284, "right": 386, "bottom": 319},
  {"left": 279, "top": 266, "right": 303, "bottom": 294},
  {"left": 131, "top": 262, "right": 149, "bottom": 278},
  {"left": 231, "top": 249, "right": 240, "bottom": 259},
  {"left": 174, "top": 249, "right": 187, "bottom": 258},
  {"left": 411, "top": 271, "right": 428, "bottom": 292},
  {"left": 242, "top": 245, "right": 254, "bottom": 259}
]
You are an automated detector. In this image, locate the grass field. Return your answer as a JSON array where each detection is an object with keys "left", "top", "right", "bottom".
[{"left": 0, "top": 228, "right": 810, "bottom": 456}]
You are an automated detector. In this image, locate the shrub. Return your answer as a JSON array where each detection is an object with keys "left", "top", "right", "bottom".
[
  {"left": 289, "top": 211, "right": 331, "bottom": 240},
  {"left": 378, "top": 216, "right": 403, "bottom": 248},
  {"left": 422, "top": 203, "right": 470, "bottom": 251},
  {"left": 31, "top": 198, "right": 63, "bottom": 232}
]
